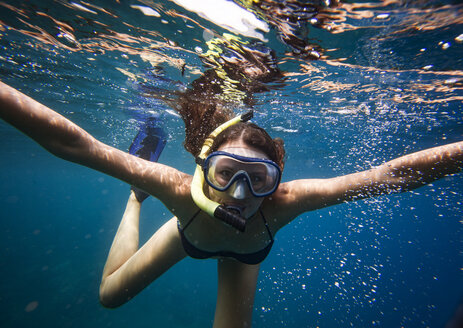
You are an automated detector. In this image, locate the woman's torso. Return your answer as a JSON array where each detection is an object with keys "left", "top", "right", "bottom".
[{"left": 176, "top": 202, "right": 277, "bottom": 260}]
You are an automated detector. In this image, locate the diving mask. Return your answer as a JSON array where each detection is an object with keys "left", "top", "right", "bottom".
[{"left": 203, "top": 150, "right": 281, "bottom": 198}]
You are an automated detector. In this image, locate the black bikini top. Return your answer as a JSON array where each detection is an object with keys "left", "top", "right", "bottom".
[{"left": 177, "top": 209, "right": 274, "bottom": 265}]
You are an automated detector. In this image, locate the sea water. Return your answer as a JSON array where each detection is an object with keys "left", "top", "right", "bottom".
[{"left": 0, "top": 1, "right": 462, "bottom": 327}]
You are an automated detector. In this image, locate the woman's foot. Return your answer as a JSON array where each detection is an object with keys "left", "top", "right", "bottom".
[{"left": 129, "top": 116, "right": 166, "bottom": 202}]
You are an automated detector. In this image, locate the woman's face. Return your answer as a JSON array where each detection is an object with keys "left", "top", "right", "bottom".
[{"left": 207, "top": 138, "right": 269, "bottom": 219}]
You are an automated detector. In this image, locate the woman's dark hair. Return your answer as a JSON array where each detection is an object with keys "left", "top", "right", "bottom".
[
  {"left": 172, "top": 39, "right": 285, "bottom": 169},
  {"left": 176, "top": 99, "right": 285, "bottom": 170},
  {"left": 210, "top": 122, "right": 285, "bottom": 170},
  {"left": 173, "top": 69, "right": 285, "bottom": 170}
]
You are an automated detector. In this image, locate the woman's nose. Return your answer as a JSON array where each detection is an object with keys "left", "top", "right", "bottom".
[{"left": 229, "top": 179, "right": 250, "bottom": 199}]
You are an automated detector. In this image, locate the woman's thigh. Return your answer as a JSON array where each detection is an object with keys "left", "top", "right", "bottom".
[{"left": 213, "top": 259, "right": 260, "bottom": 328}]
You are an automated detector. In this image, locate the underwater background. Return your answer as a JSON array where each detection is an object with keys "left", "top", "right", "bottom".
[{"left": 0, "top": 0, "right": 462, "bottom": 327}]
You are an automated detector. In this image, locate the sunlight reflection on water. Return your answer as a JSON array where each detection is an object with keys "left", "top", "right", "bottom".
[{"left": 0, "top": 1, "right": 462, "bottom": 327}]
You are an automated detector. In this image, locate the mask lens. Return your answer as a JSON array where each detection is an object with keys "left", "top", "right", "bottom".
[{"left": 205, "top": 153, "right": 280, "bottom": 196}]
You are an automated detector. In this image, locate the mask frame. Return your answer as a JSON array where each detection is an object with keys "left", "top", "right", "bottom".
[{"left": 202, "top": 151, "right": 281, "bottom": 197}]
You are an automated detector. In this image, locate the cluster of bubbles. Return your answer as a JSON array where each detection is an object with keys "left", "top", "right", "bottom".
[{"left": 0, "top": 0, "right": 461, "bottom": 327}]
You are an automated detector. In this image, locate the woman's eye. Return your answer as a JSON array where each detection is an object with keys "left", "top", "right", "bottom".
[
  {"left": 218, "top": 169, "right": 233, "bottom": 180},
  {"left": 250, "top": 174, "right": 264, "bottom": 184}
]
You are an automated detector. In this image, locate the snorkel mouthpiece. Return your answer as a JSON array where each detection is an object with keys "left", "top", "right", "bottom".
[
  {"left": 191, "top": 110, "right": 253, "bottom": 232},
  {"left": 214, "top": 206, "right": 246, "bottom": 232}
]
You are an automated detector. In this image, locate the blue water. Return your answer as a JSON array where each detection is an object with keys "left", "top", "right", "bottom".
[{"left": 0, "top": 1, "right": 462, "bottom": 327}]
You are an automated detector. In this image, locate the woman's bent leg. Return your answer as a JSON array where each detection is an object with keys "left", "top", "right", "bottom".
[
  {"left": 100, "top": 192, "right": 186, "bottom": 308},
  {"left": 101, "top": 191, "right": 142, "bottom": 280}
]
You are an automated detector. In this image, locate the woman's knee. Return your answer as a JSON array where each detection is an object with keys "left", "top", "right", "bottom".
[{"left": 98, "top": 279, "right": 126, "bottom": 309}]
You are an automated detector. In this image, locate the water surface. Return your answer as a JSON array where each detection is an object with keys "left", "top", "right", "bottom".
[{"left": 0, "top": 1, "right": 462, "bottom": 327}]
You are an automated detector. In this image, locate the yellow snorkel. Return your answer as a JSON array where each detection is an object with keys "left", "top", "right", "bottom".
[{"left": 191, "top": 110, "right": 253, "bottom": 232}]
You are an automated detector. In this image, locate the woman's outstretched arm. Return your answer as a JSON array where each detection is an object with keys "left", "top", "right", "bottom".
[
  {"left": 272, "top": 141, "right": 463, "bottom": 226},
  {"left": 0, "top": 81, "right": 194, "bottom": 216}
]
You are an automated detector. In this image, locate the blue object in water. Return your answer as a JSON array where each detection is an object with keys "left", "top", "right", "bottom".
[{"left": 129, "top": 116, "right": 167, "bottom": 201}]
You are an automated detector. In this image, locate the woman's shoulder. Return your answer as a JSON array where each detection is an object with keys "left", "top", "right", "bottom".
[
  {"left": 261, "top": 179, "right": 330, "bottom": 230},
  {"left": 261, "top": 183, "right": 297, "bottom": 231}
]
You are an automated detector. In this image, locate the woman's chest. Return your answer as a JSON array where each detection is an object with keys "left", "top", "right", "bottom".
[{"left": 179, "top": 211, "right": 273, "bottom": 253}]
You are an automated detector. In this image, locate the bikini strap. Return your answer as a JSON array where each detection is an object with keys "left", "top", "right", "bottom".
[
  {"left": 259, "top": 209, "right": 274, "bottom": 242},
  {"left": 182, "top": 209, "right": 202, "bottom": 231}
]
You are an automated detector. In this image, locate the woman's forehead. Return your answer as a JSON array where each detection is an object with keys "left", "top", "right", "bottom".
[{"left": 218, "top": 142, "right": 269, "bottom": 159}]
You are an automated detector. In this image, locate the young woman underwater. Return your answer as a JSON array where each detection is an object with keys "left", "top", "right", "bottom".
[{"left": 1, "top": 79, "right": 463, "bottom": 327}]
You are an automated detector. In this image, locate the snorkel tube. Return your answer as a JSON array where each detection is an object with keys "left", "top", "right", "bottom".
[{"left": 191, "top": 110, "right": 253, "bottom": 232}]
